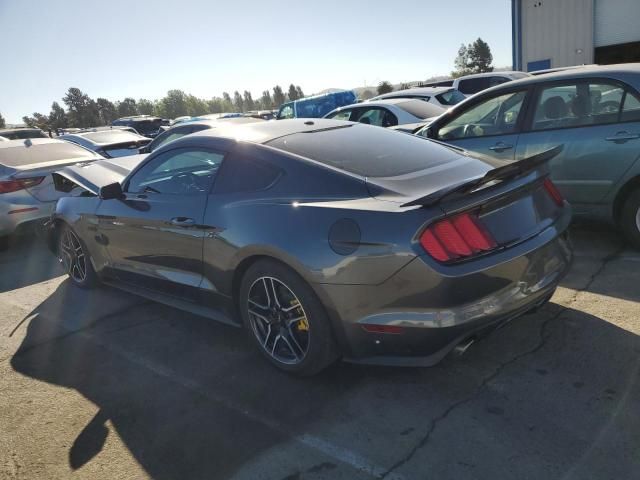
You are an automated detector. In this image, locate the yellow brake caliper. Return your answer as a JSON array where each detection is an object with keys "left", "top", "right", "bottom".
[{"left": 290, "top": 300, "right": 309, "bottom": 331}]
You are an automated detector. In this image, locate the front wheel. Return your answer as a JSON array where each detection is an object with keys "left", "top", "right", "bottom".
[
  {"left": 620, "top": 190, "right": 640, "bottom": 250},
  {"left": 239, "top": 259, "right": 338, "bottom": 376},
  {"left": 58, "top": 225, "right": 99, "bottom": 288}
]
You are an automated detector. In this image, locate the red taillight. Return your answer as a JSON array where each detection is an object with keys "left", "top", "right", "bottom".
[
  {"left": 420, "top": 212, "right": 497, "bottom": 263},
  {"left": 543, "top": 178, "right": 564, "bottom": 207},
  {"left": 0, "top": 177, "right": 45, "bottom": 194}
]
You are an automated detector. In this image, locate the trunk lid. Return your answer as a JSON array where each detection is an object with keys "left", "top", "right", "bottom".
[{"left": 52, "top": 154, "right": 148, "bottom": 195}]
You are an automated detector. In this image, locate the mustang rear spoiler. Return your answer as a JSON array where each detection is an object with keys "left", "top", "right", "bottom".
[{"left": 401, "top": 145, "right": 564, "bottom": 208}]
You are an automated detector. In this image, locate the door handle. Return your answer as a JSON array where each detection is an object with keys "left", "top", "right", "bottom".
[
  {"left": 170, "top": 217, "right": 195, "bottom": 227},
  {"left": 605, "top": 131, "right": 640, "bottom": 142},
  {"left": 488, "top": 142, "right": 513, "bottom": 152}
]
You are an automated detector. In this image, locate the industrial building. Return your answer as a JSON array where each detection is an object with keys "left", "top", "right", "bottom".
[{"left": 512, "top": 0, "right": 640, "bottom": 71}]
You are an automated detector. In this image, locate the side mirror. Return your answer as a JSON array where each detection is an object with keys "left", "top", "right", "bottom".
[{"left": 99, "top": 182, "right": 124, "bottom": 200}]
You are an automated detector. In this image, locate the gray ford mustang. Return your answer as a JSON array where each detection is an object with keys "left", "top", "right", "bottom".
[{"left": 47, "top": 119, "right": 572, "bottom": 375}]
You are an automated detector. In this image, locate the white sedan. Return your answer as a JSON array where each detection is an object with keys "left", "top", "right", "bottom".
[{"left": 324, "top": 98, "right": 445, "bottom": 132}]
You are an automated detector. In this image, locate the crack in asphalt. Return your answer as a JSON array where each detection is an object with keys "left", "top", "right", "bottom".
[{"left": 381, "top": 247, "right": 624, "bottom": 479}]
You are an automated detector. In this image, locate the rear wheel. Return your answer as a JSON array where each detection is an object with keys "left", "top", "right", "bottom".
[
  {"left": 58, "top": 225, "right": 99, "bottom": 288},
  {"left": 239, "top": 259, "right": 338, "bottom": 376},
  {"left": 620, "top": 189, "right": 640, "bottom": 249}
]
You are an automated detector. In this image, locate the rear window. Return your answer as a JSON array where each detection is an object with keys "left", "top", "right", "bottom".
[
  {"left": 0, "top": 129, "right": 47, "bottom": 140},
  {"left": 395, "top": 100, "right": 444, "bottom": 119},
  {"left": 435, "top": 89, "right": 466, "bottom": 106},
  {"left": 84, "top": 130, "right": 145, "bottom": 144},
  {"left": 0, "top": 142, "right": 95, "bottom": 167},
  {"left": 266, "top": 124, "right": 457, "bottom": 178}
]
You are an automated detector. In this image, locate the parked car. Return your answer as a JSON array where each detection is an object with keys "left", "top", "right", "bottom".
[
  {"left": 78, "top": 126, "right": 139, "bottom": 135},
  {"left": 0, "top": 138, "right": 101, "bottom": 249},
  {"left": 416, "top": 63, "right": 640, "bottom": 247},
  {"left": 59, "top": 130, "right": 151, "bottom": 158},
  {"left": 324, "top": 98, "right": 445, "bottom": 132},
  {"left": 369, "top": 86, "right": 466, "bottom": 108},
  {"left": 276, "top": 90, "right": 357, "bottom": 119},
  {"left": 0, "top": 128, "right": 48, "bottom": 140},
  {"left": 245, "top": 110, "right": 276, "bottom": 120},
  {"left": 423, "top": 72, "right": 531, "bottom": 97},
  {"left": 140, "top": 116, "right": 264, "bottom": 153},
  {"left": 48, "top": 119, "right": 571, "bottom": 375},
  {"left": 112, "top": 115, "right": 164, "bottom": 138}
]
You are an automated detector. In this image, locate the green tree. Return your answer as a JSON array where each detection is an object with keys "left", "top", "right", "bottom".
[
  {"left": 452, "top": 38, "right": 493, "bottom": 77},
  {"left": 272, "top": 85, "right": 286, "bottom": 108},
  {"left": 452, "top": 44, "right": 470, "bottom": 77},
  {"left": 22, "top": 112, "right": 50, "bottom": 130},
  {"left": 0, "top": 111, "right": 5, "bottom": 128},
  {"left": 117, "top": 97, "right": 137, "bottom": 117},
  {"left": 96, "top": 98, "right": 118, "bottom": 125},
  {"left": 62, "top": 87, "right": 99, "bottom": 127},
  {"left": 467, "top": 37, "right": 493, "bottom": 74},
  {"left": 360, "top": 89, "right": 374, "bottom": 100},
  {"left": 243, "top": 91, "right": 255, "bottom": 111},
  {"left": 137, "top": 98, "right": 155, "bottom": 115},
  {"left": 186, "top": 95, "right": 208, "bottom": 116},
  {"left": 48, "top": 102, "right": 67, "bottom": 129},
  {"left": 157, "top": 90, "right": 189, "bottom": 118},
  {"left": 260, "top": 90, "right": 273, "bottom": 109},
  {"left": 377, "top": 81, "right": 393, "bottom": 95},
  {"left": 233, "top": 91, "right": 244, "bottom": 112},
  {"left": 221, "top": 92, "right": 233, "bottom": 112},
  {"left": 296, "top": 86, "right": 304, "bottom": 99},
  {"left": 207, "top": 97, "right": 223, "bottom": 113},
  {"left": 287, "top": 84, "right": 299, "bottom": 101}
]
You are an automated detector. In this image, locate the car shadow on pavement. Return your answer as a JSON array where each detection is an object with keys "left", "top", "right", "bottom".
[
  {"left": 9, "top": 278, "right": 640, "bottom": 480},
  {"left": 0, "top": 235, "right": 62, "bottom": 293}
]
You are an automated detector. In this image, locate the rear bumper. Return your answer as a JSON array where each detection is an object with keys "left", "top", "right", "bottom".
[
  {"left": 317, "top": 229, "right": 572, "bottom": 366},
  {"left": 0, "top": 194, "right": 54, "bottom": 237}
]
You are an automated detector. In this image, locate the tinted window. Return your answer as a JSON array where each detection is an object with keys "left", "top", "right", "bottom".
[
  {"left": 353, "top": 107, "right": 398, "bottom": 127},
  {"left": 278, "top": 104, "right": 295, "bottom": 119},
  {"left": 438, "top": 91, "right": 526, "bottom": 140},
  {"left": 0, "top": 129, "right": 47, "bottom": 140},
  {"left": 435, "top": 90, "right": 465, "bottom": 106},
  {"left": 214, "top": 155, "right": 281, "bottom": 194},
  {"left": 531, "top": 82, "right": 627, "bottom": 131},
  {"left": 621, "top": 91, "right": 640, "bottom": 122},
  {"left": 127, "top": 148, "right": 224, "bottom": 195},
  {"left": 458, "top": 76, "right": 510, "bottom": 95},
  {"left": 267, "top": 124, "right": 458, "bottom": 178}
]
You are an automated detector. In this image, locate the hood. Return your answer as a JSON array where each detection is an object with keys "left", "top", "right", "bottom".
[{"left": 52, "top": 154, "right": 148, "bottom": 195}]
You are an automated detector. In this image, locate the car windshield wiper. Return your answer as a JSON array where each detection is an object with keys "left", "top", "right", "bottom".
[{"left": 401, "top": 144, "right": 564, "bottom": 208}]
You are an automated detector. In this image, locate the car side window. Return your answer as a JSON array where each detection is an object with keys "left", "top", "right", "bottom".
[
  {"left": 621, "top": 91, "right": 640, "bottom": 122},
  {"left": 531, "top": 82, "right": 628, "bottom": 131},
  {"left": 438, "top": 91, "right": 526, "bottom": 140},
  {"left": 279, "top": 105, "right": 295, "bottom": 119},
  {"left": 213, "top": 154, "right": 281, "bottom": 194},
  {"left": 127, "top": 148, "right": 224, "bottom": 195},
  {"left": 353, "top": 108, "right": 398, "bottom": 127},
  {"left": 328, "top": 109, "right": 353, "bottom": 121}
]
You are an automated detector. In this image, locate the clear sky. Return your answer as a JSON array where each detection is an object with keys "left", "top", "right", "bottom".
[{"left": 0, "top": 0, "right": 512, "bottom": 123}]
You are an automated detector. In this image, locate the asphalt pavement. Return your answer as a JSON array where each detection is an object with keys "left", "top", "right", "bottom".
[{"left": 1, "top": 226, "right": 638, "bottom": 480}]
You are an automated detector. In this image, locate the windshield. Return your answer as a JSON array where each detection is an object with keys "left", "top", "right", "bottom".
[
  {"left": 395, "top": 100, "right": 444, "bottom": 119},
  {"left": 83, "top": 130, "right": 146, "bottom": 144},
  {"left": 435, "top": 89, "right": 466, "bottom": 106},
  {"left": 0, "top": 141, "right": 95, "bottom": 167}
]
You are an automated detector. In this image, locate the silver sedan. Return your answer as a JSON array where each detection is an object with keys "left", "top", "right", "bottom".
[{"left": 324, "top": 98, "right": 445, "bottom": 132}]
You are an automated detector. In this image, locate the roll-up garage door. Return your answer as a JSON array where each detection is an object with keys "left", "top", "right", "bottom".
[{"left": 594, "top": 0, "right": 640, "bottom": 47}]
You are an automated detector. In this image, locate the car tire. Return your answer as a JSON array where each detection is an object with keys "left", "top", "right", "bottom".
[
  {"left": 58, "top": 224, "right": 99, "bottom": 289},
  {"left": 239, "top": 259, "right": 338, "bottom": 376},
  {"left": 620, "top": 189, "right": 640, "bottom": 250}
]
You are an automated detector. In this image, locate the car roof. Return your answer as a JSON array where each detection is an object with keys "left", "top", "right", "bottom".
[
  {"left": 0, "top": 137, "right": 63, "bottom": 149},
  {"left": 456, "top": 71, "right": 529, "bottom": 80},
  {"left": 60, "top": 130, "right": 147, "bottom": 145},
  {"left": 479, "top": 63, "right": 640, "bottom": 91},
  {"left": 187, "top": 118, "right": 352, "bottom": 144},
  {"left": 373, "top": 86, "right": 453, "bottom": 98}
]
